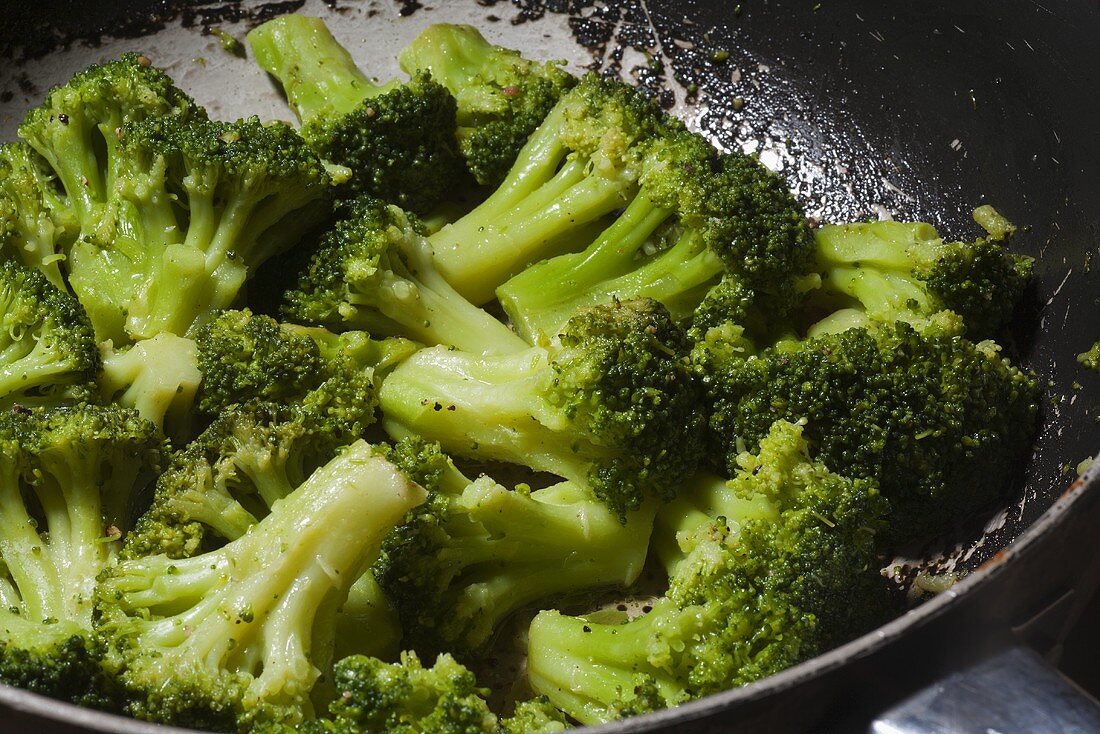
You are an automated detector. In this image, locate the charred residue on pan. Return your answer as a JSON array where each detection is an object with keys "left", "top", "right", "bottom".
[{"left": 0, "top": 0, "right": 307, "bottom": 63}]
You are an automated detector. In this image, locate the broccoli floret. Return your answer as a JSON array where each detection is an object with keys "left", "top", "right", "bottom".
[
  {"left": 374, "top": 439, "right": 657, "bottom": 656},
  {"left": 500, "top": 697, "right": 569, "bottom": 734},
  {"left": 0, "top": 404, "right": 162, "bottom": 707},
  {"left": 247, "top": 14, "right": 464, "bottom": 213},
  {"left": 809, "top": 207, "right": 1033, "bottom": 339},
  {"left": 99, "top": 333, "right": 202, "bottom": 439},
  {"left": 707, "top": 321, "right": 1039, "bottom": 543},
  {"left": 399, "top": 23, "right": 576, "bottom": 187},
  {"left": 68, "top": 114, "right": 330, "bottom": 344},
  {"left": 0, "top": 142, "right": 76, "bottom": 288},
  {"left": 526, "top": 420, "right": 889, "bottom": 725},
  {"left": 428, "top": 73, "right": 672, "bottom": 305},
  {"left": 282, "top": 196, "right": 527, "bottom": 355},
  {"left": 0, "top": 260, "right": 100, "bottom": 409},
  {"left": 18, "top": 53, "right": 203, "bottom": 235},
  {"left": 195, "top": 309, "right": 324, "bottom": 413},
  {"left": 98, "top": 440, "right": 427, "bottom": 731},
  {"left": 498, "top": 139, "right": 816, "bottom": 342},
  {"left": 1078, "top": 341, "right": 1100, "bottom": 372},
  {"left": 302, "top": 651, "right": 499, "bottom": 734},
  {"left": 379, "top": 298, "right": 704, "bottom": 516}
]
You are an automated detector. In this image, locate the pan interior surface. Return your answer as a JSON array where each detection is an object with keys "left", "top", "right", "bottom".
[{"left": 0, "top": 1, "right": 1097, "bottom": 732}]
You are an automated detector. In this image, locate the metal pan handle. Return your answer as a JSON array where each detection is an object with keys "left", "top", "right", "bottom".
[{"left": 870, "top": 646, "right": 1100, "bottom": 734}]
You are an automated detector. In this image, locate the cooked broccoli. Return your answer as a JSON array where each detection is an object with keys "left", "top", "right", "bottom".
[
  {"left": 302, "top": 651, "right": 499, "bottom": 734},
  {"left": 247, "top": 14, "right": 464, "bottom": 213},
  {"left": 706, "top": 321, "right": 1039, "bottom": 543},
  {"left": 0, "top": 142, "right": 75, "bottom": 288},
  {"left": 809, "top": 207, "right": 1032, "bottom": 339},
  {"left": 18, "top": 53, "right": 203, "bottom": 235},
  {"left": 399, "top": 23, "right": 576, "bottom": 187},
  {"left": 497, "top": 141, "right": 816, "bottom": 343},
  {"left": 0, "top": 260, "right": 99, "bottom": 409},
  {"left": 0, "top": 404, "right": 162, "bottom": 709},
  {"left": 98, "top": 440, "right": 427, "bottom": 731},
  {"left": 99, "top": 333, "right": 202, "bottom": 439},
  {"left": 379, "top": 298, "right": 704, "bottom": 516},
  {"left": 194, "top": 307, "right": 418, "bottom": 415},
  {"left": 123, "top": 374, "right": 378, "bottom": 561},
  {"left": 375, "top": 438, "right": 657, "bottom": 657},
  {"left": 1077, "top": 341, "right": 1100, "bottom": 372},
  {"left": 282, "top": 196, "right": 527, "bottom": 355},
  {"left": 67, "top": 114, "right": 330, "bottom": 344},
  {"left": 525, "top": 420, "right": 889, "bottom": 725},
  {"left": 427, "top": 73, "right": 673, "bottom": 305}
]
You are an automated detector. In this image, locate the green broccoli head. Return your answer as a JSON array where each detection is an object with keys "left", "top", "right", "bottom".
[
  {"left": 399, "top": 23, "right": 577, "bottom": 186},
  {"left": 248, "top": 14, "right": 464, "bottom": 213},
  {"left": 99, "top": 441, "right": 427, "bottom": 731},
  {"left": 707, "top": 321, "right": 1039, "bottom": 543},
  {"left": 381, "top": 298, "right": 704, "bottom": 516},
  {"left": 0, "top": 260, "right": 99, "bottom": 409},
  {"left": 282, "top": 196, "right": 525, "bottom": 355},
  {"left": 0, "top": 142, "right": 77, "bottom": 289},
  {"left": 311, "top": 652, "right": 499, "bottom": 734},
  {"left": 68, "top": 114, "right": 330, "bottom": 344},
  {"left": 195, "top": 309, "right": 326, "bottom": 414},
  {"left": 526, "top": 420, "right": 889, "bottom": 725},
  {"left": 810, "top": 209, "right": 1032, "bottom": 339},
  {"left": 375, "top": 439, "right": 656, "bottom": 656},
  {"left": 18, "top": 53, "right": 203, "bottom": 232}
]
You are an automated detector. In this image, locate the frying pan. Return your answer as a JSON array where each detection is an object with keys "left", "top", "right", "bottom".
[{"left": 1, "top": 1, "right": 1098, "bottom": 732}]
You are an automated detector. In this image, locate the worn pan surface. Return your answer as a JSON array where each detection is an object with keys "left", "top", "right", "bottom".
[{"left": 0, "top": 1, "right": 1098, "bottom": 732}]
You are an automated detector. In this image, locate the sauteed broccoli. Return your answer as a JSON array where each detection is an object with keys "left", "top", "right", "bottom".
[{"left": 0, "top": 13, "right": 1039, "bottom": 734}]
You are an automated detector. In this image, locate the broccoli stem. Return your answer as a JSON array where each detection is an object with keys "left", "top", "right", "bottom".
[
  {"left": 429, "top": 102, "right": 639, "bottom": 305},
  {"left": 526, "top": 605, "right": 691, "bottom": 725},
  {"left": 379, "top": 346, "right": 595, "bottom": 484},
  {"left": 499, "top": 190, "right": 730, "bottom": 340},
  {"left": 248, "top": 14, "right": 387, "bottom": 124},
  {"left": 0, "top": 462, "right": 62, "bottom": 622}
]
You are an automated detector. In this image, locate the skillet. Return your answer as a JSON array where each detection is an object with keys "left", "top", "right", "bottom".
[{"left": 0, "top": 1, "right": 1098, "bottom": 731}]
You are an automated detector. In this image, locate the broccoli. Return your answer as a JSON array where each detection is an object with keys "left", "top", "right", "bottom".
[
  {"left": 194, "top": 307, "right": 418, "bottom": 416},
  {"left": 0, "top": 142, "right": 75, "bottom": 288},
  {"left": 1077, "top": 341, "right": 1100, "bottom": 372},
  {"left": 398, "top": 23, "right": 576, "bottom": 187},
  {"left": 281, "top": 196, "right": 527, "bottom": 355},
  {"left": 0, "top": 403, "right": 163, "bottom": 708},
  {"left": 706, "top": 321, "right": 1039, "bottom": 543},
  {"left": 99, "top": 333, "right": 202, "bottom": 439},
  {"left": 427, "top": 73, "right": 674, "bottom": 305},
  {"left": 247, "top": 14, "right": 464, "bottom": 213},
  {"left": 67, "top": 114, "right": 331, "bottom": 344},
  {"left": 124, "top": 380, "right": 378, "bottom": 561},
  {"left": 374, "top": 438, "right": 657, "bottom": 657},
  {"left": 98, "top": 440, "right": 427, "bottom": 731},
  {"left": 497, "top": 142, "right": 816, "bottom": 343},
  {"left": 0, "top": 260, "right": 100, "bottom": 409},
  {"left": 379, "top": 298, "right": 704, "bottom": 516},
  {"left": 302, "top": 651, "right": 499, "bottom": 734},
  {"left": 18, "top": 53, "right": 203, "bottom": 235},
  {"left": 809, "top": 206, "right": 1033, "bottom": 339},
  {"left": 525, "top": 420, "right": 889, "bottom": 725}
]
